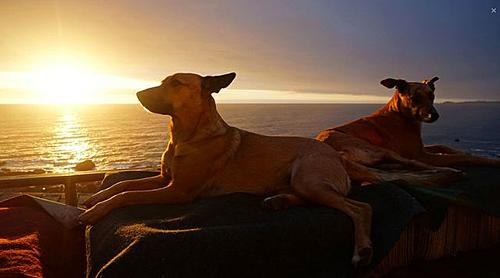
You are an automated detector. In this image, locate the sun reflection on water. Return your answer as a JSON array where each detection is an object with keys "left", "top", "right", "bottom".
[{"left": 52, "top": 111, "right": 93, "bottom": 172}]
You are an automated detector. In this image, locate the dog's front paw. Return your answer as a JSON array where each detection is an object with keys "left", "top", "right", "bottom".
[
  {"left": 352, "top": 246, "right": 373, "bottom": 267},
  {"left": 436, "top": 167, "right": 465, "bottom": 177},
  {"left": 78, "top": 200, "right": 115, "bottom": 225},
  {"left": 83, "top": 189, "right": 114, "bottom": 208},
  {"left": 83, "top": 195, "right": 100, "bottom": 208},
  {"left": 444, "top": 167, "right": 463, "bottom": 174},
  {"left": 429, "top": 167, "right": 463, "bottom": 175}
]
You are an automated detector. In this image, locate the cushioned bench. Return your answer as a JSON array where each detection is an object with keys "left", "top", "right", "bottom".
[{"left": 85, "top": 167, "right": 500, "bottom": 277}]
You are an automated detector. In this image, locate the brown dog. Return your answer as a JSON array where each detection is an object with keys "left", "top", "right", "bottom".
[
  {"left": 317, "top": 77, "right": 500, "bottom": 172},
  {"left": 80, "top": 72, "right": 375, "bottom": 266}
]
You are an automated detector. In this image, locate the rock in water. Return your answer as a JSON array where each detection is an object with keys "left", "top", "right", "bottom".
[
  {"left": 75, "top": 160, "right": 96, "bottom": 171},
  {"left": 32, "top": 169, "right": 46, "bottom": 174}
]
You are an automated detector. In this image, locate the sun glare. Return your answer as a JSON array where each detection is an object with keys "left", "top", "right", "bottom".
[
  {"left": 31, "top": 58, "right": 101, "bottom": 104},
  {"left": 6, "top": 54, "right": 157, "bottom": 104}
]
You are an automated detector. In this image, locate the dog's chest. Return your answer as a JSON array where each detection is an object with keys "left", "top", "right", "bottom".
[{"left": 377, "top": 121, "right": 423, "bottom": 157}]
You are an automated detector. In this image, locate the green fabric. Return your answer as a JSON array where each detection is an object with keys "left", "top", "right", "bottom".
[{"left": 399, "top": 166, "right": 500, "bottom": 228}]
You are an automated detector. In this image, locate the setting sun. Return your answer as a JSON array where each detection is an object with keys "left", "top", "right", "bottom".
[
  {"left": 0, "top": 54, "right": 155, "bottom": 104},
  {"left": 31, "top": 59, "right": 100, "bottom": 104}
]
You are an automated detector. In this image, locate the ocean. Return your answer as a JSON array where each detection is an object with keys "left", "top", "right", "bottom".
[{"left": 0, "top": 103, "right": 499, "bottom": 174}]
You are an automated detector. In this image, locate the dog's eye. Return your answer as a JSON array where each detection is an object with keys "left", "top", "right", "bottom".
[
  {"left": 410, "top": 94, "right": 422, "bottom": 103},
  {"left": 171, "top": 79, "right": 182, "bottom": 87}
]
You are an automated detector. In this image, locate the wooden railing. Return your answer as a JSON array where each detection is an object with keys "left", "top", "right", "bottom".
[{"left": 0, "top": 171, "right": 113, "bottom": 206}]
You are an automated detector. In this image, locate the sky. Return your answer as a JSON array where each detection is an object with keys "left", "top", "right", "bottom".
[{"left": 0, "top": 0, "right": 499, "bottom": 103}]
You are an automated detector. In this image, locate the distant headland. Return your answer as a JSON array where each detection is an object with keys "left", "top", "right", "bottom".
[{"left": 440, "top": 100, "right": 500, "bottom": 104}]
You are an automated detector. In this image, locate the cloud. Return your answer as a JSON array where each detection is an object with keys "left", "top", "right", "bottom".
[
  {"left": 0, "top": 1, "right": 498, "bottom": 102},
  {"left": 215, "top": 89, "right": 391, "bottom": 103}
]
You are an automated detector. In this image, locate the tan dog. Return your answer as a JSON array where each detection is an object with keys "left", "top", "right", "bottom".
[
  {"left": 80, "top": 72, "right": 375, "bottom": 266},
  {"left": 317, "top": 77, "right": 500, "bottom": 172}
]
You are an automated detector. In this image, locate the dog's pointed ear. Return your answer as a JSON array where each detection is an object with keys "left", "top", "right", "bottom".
[
  {"left": 423, "top": 76, "right": 439, "bottom": 91},
  {"left": 202, "top": 72, "right": 236, "bottom": 94},
  {"left": 380, "top": 78, "right": 408, "bottom": 93}
]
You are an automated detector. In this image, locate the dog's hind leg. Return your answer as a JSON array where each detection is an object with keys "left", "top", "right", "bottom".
[
  {"left": 297, "top": 186, "right": 373, "bottom": 267},
  {"left": 291, "top": 153, "right": 373, "bottom": 266},
  {"left": 319, "top": 130, "right": 437, "bottom": 171}
]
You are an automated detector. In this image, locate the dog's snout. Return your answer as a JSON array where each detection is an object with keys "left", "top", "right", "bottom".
[
  {"left": 136, "top": 90, "right": 147, "bottom": 101},
  {"left": 136, "top": 88, "right": 152, "bottom": 98},
  {"left": 136, "top": 91, "right": 143, "bottom": 98},
  {"left": 136, "top": 86, "right": 159, "bottom": 104},
  {"left": 136, "top": 86, "right": 172, "bottom": 115}
]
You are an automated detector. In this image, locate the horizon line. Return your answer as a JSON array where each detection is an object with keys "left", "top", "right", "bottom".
[{"left": 1, "top": 100, "right": 499, "bottom": 105}]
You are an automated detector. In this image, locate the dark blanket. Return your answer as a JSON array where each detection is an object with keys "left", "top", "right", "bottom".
[
  {"left": 86, "top": 167, "right": 500, "bottom": 278},
  {"left": 86, "top": 171, "right": 424, "bottom": 278},
  {"left": 0, "top": 195, "right": 86, "bottom": 278}
]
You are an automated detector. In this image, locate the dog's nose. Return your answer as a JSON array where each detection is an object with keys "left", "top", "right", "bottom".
[{"left": 426, "top": 112, "right": 439, "bottom": 122}]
